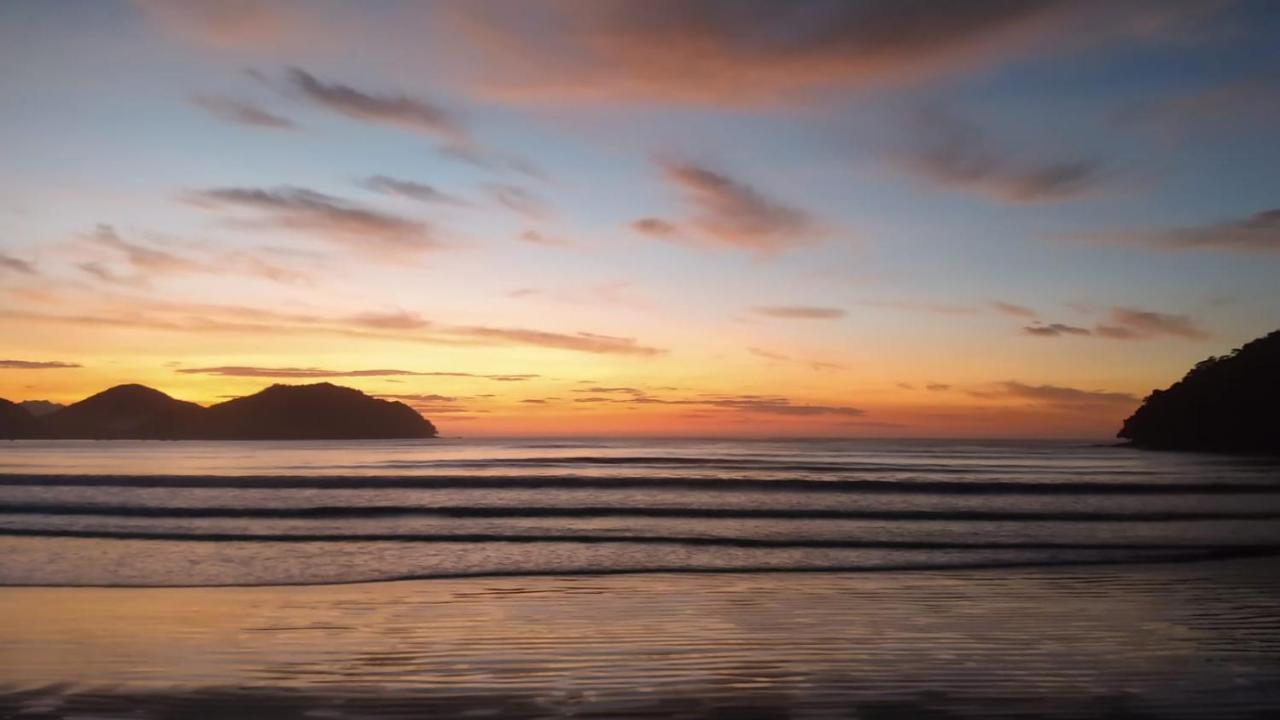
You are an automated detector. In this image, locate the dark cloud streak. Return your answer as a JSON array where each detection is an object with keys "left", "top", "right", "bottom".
[{"left": 192, "top": 95, "right": 295, "bottom": 129}]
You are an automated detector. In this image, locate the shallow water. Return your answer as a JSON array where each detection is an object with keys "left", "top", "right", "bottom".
[{"left": 0, "top": 438, "right": 1278, "bottom": 585}]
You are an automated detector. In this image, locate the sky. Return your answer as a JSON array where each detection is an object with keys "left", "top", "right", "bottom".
[{"left": 1, "top": 0, "right": 1278, "bottom": 438}]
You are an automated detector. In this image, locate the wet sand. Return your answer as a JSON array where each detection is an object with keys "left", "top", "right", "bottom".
[{"left": 3, "top": 558, "right": 1280, "bottom": 719}]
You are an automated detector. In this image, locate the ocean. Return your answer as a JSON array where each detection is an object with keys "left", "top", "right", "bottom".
[{"left": 1, "top": 438, "right": 1279, "bottom": 718}]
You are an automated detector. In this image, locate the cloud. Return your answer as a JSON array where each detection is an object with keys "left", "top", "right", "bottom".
[
  {"left": 376, "top": 392, "right": 479, "bottom": 415},
  {"left": 81, "top": 225, "right": 308, "bottom": 286},
  {"left": 191, "top": 95, "right": 295, "bottom": 129},
  {"left": 518, "top": 230, "right": 572, "bottom": 248},
  {"left": 860, "top": 300, "right": 978, "bottom": 315},
  {"left": 974, "top": 381, "right": 1137, "bottom": 407},
  {"left": 89, "top": 225, "right": 206, "bottom": 274},
  {"left": 187, "top": 186, "right": 434, "bottom": 256},
  {"left": 574, "top": 386, "right": 645, "bottom": 395},
  {"left": 898, "top": 108, "right": 1107, "bottom": 203},
  {"left": 175, "top": 365, "right": 540, "bottom": 381},
  {"left": 1098, "top": 307, "right": 1208, "bottom": 340},
  {"left": 630, "top": 218, "right": 678, "bottom": 237},
  {"left": 925, "top": 383, "right": 951, "bottom": 391},
  {"left": 449, "top": 1, "right": 1198, "bottom": 106},
  {"left": 486, "top": 183, "right": 550, "bottom": 219},
  {"left": 992, "top": 301, "right": 1036, "bottom": 318},
  {"left": 133, "top": 0, "right": 309, "bottom": 50},
  {"left": 1024, "top": 307, "right": 1206, "bottom": 340},
  {"left": 346, "top": 310, "right": 432, "bottom": 331},
  {"left": 751, "top": 306, "right": 846, "bottom": 320},
  {"left": 437, "top": 144, "right": 546, "bottom": 180},
  {"left": 0, "top": 253, "right": 36, "bottom": 275},
  {"left": 256, "top": 69, "right": 533, "bottom": 176},
  {"left": 657, "top": 161, "right": 814, "bottom": 252},
  {"left": 1117, "top": 71, "right": 1280, "bottom": 139},
  {"left": 1023, "top": 322, "right": 1092, "bottom": 337},
  {"left": 0, "top": 360, "right": 81, "bottom": 369},
  {"left": 358, "top": 176, "right": 467, "bottom": 206},
  {"left": 280, "top": 67, "right": 468, "bottom": 144},
  {"left": 1083, "top": 208, "right": 1280, "bottom": 253},
  {"left": 699, "top": 395, "right": 865, "bottom": 417},
  {"left": 177, "top": 366, "right": 427, "bottom": 378},
  {"left": 455, "top": 327, "right": 664, "bottom": 356},
  {"left": 567, "top": 388, "right": 864, "bottom": 417},
  {"left": 75, "top": 261, "right": 135, "bottom": 286},
  {"left": 2, "top": 291, "right": 665, "bottom": 357}
]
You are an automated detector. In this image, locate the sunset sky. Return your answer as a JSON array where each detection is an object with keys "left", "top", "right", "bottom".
[{"left": 2, "top": 0, "right": 1278, "bottom": 437}]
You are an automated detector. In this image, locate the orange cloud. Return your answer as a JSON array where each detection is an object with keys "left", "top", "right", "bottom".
[
  {"left": 2, "top": 292, "right": 664, "bottom": 357},
  {"left": 446, "top": 1, "right": 1215, "bottom": 106},
  {"left": 177, "top": 367, "right": 539, "bottom": 382},
  {"left": 0, "top": 360, "right": 81, "bottom": 369},
  {"left": 133, "top": 0, "right": 306, "bottom": 50}
]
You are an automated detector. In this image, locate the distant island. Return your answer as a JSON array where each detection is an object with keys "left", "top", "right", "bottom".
[
  {"left": 1118, "top": 328, "right": 1279, "bottom": 454},
  {"left": 0, "top": 383, "right": 438, "bottom": 440}
]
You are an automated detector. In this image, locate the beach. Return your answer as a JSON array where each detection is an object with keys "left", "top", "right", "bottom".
[{"left": 4, "top": 559, "right": 1280, "bottom": 718}]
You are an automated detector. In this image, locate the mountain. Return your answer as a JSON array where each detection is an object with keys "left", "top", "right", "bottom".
[
  {"left": 30, "top": 382, "right": 439, "bottom": 440},
  {"left": 43, "top": 384, "right": 207, "bottom": 439},
  {"left": 1118, "top": 329, "right": 1280, "bottom": 453},
  {"left": 19, "top": 400, "right": 64, "bottom": 417},
  {"left": 1, "top": 398, "right": 43, "bottom": 439},
  {"left": 202, "top": 383, "right": 437, "bottom": 439}
]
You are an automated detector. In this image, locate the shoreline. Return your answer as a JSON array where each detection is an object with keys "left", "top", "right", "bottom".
[
  {"left": 1, "top": 551, "right": 1277, "bottom": 590},
  {"left": 5, "top": 556, "right": 1278, "bottom": 719}
]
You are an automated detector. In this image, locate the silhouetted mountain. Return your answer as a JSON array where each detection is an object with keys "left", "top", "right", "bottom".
[
  {"left": 31, "top": 382, "right": 439, "bottom": 440},
  {"left": 1, "top": 398, "right": 43, "bottom": 439},
  {"left": 1118, "top": 329, "right": 1280, "bottom": 453},
  {"left": 19, "top": 400, "right": 64, "bottom": 417},
  {"left": 203, "top": 383, "right": 437, "bottom": 439},
  {"left": 44, "top": 384, "right": 207, "bottom": 439}
]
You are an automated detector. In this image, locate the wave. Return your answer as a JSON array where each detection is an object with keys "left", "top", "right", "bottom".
[
  {"left": 4, "top": 502, "right": 1280, "bottom": 522},
  {"left": 3, "top": 551, "right": 1276, "bottom": 589},
  {"left": 3, "top": 474, "right": 1277, "bottom": 494},
  {"left": 4, "top": 527, "right": 1279, "bottom": 553},
  {"left": 278, "top": 456, "right": 1164, "bottom": 474}
]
